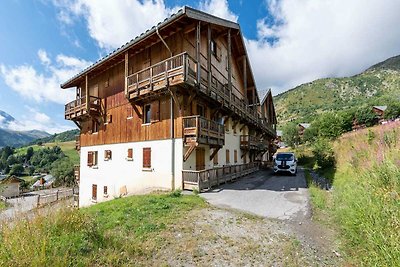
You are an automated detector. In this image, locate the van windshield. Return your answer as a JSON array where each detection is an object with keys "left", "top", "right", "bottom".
[{"left": 276, "top": 153, "right": 294, "bottom": 161}]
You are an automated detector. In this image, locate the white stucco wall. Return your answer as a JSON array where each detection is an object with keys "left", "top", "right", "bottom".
[
  {"left": 183, "top": 118, "right": 248, "bottom": 169},
  {"left": 79, "top": 138, "right": 183, "bottom": 207},
  {"left": 1, "top": 183, "right": 20, "bottom": 198}
]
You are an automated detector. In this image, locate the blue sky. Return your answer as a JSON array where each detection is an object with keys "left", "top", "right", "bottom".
[{"left": 0, "top": 0, "right": 399, "bottom": 133}]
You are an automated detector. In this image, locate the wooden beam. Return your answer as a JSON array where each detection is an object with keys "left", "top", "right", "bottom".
[
  {"left": 73, "top": 121, "right": 82, "bottom": 130},
  {"left": 184, "top": 143, "right": 197, "bottom": 162},
  {"left": 196, "top": 21, "right": 201, "bottom": 85},
  {"left": 207, "top": 24, "right": 212, "bottom": 95},
  {"left": 124, "top": 51, "right": 129, "bottom": 98},
  {"left": 85, "top": 75, "right": 89, "bottom": 113},
  {"left": 227, "top": 29, "right": 232, "bottom": 103},
  {"left": 169, "top": 88, "right": 182, "bottom": 115},
  {"left": 209, "top": 147, "right": 221, "bottom": 161},
  {"left": 131, "top": 103, "right": 142, "bottom": 119},
  {"left": 243, "top": 57, "right": 247, "bottom": 92}
]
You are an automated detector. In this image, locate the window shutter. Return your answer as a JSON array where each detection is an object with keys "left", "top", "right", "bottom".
[
  {"left": 234, "top": 150, "right": 238, "bottom": 163},
  {"left": 104, "top": 150, "right": 112, "bottom": 160},
  {"left": 127, "top": 148, "right": 133, "bottom": 159},
  {"left": 213, "top": 151, "right": 218, "bottom": 165},
  {"left": 226, "top": 149, "right": 230, "bottom": 164},
  {"left": 143, "top": 148, "right": 151, "bottom": 168},
  {"left": 151, "top": 100, "right": 160, "bottom": 122},
  {"left": 92, "top": 184, "right": 97, "bottom": 200},
  {"left": 87, "top": 151, "right": 93, "bottom": 166}
]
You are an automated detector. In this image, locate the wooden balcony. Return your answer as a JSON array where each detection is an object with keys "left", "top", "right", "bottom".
[
  {"left": 125, "top": 52, "right": 276, "bottom": 137},
  {"left": 126, "top": 52, "right": 196, "bottom": 100},
  {"left": 183, "top": 115, "right": 224, "bottom": 147},
  {"left": 65, "top": 95, "right": 101, "bottom": 121},
  {"left": 240, "top": 135, "right": 268, "bottom": 151},
  {"left": 182, "top": 162, "right": 260, "bottom": 191}
]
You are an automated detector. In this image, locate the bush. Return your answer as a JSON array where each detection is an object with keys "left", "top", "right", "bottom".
[{"left": 312, "top": 139, "right": 335, "bottom": 170}]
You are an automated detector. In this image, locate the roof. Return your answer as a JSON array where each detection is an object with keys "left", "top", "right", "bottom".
[
  {"left": 61, "top": 6, "right": 240, "bottom": 89},
  {"left": 299, "top": 123, "right": 311, "bottom": 129},
  {"left": 0, "top": 176, "right": 24, "bottom": 184},
  {"left": 373, "top": 106, "right": 387, "bottom": 111}
]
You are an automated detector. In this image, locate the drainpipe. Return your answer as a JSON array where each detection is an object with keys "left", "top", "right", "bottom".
[{"left": 156, "top": 25, "right": 175, "bottom": 190}]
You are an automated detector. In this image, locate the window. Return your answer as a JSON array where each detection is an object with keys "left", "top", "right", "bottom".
[
  {"left": 92, "top": 184, "right": 97, "bottom": 200},
  {"left": 226, "top": 149, "right": 230, "bottom": 164},
  {"left": 213, "top": 151, "right": 219, "bottom": 165},
  {"left": 211, "top": 39, "right": 217, "bottom": 56},
  {"left": 87, "top": 151, "right": 98, "bottom": 167},
  {"left": 151, "top": 101, "right": 160, "bottom": 122},
  {"left": 143, "top": 148, "right": 151, "bottom": 169},
  {"left": 106, "top": 113, "right": 112, "bottom": 124},
  {"left": 234, "top": 150, "right": 238, "bottom": 163},
  {"left": 91, "top": 120, "right": 99, "bottom": 133},
  {"left": 197, "top": 104, "right": 205, "bottom": 117},
  {"left": 103, "top": 186, "right": 108, "bottom": 196},
  {"left": 144, "top": 104, "right": 151, "bottom": 124},
  {"left": 127, "top": 148, "right": 133, "bottom": 161},
  {"left": 104, "top": 150, "right": 112, "bottom": 160}
]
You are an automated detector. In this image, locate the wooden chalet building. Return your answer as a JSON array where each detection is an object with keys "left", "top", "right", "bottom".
[{"left": 61, "top": 7, "right": 277, "bottom": 207}]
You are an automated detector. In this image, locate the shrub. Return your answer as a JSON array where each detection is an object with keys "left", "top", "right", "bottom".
[{"left": 312, "top": 139, "right": 335, "bottom": 170}]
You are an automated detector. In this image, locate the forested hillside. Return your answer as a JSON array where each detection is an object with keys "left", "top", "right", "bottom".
[{"left": 274, "top": 55, "right": 400, "bottom": 124}]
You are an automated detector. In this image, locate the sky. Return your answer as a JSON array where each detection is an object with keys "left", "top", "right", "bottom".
[{"left": 0, "top": 0, "right": 400, "bottom": 134}]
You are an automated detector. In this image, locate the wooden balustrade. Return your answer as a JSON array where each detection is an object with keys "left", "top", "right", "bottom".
[
  {"left": 125, "top": 52, "right": 276, "bottom": 137},
  {"left": 183, "top": 115, "right": 224, "bottom": 146},
  {"left": 182, "top": 162, "right": 260, "bottom": 191},
  {"left": 65, "top": 95, "right": 101, "bottom": 120}
]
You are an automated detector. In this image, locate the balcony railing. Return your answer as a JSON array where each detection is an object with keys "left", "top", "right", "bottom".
[
  {"left": 65, "top": 95, "right": 101, "bottom": 120},
  {"left": 240, "top": 135, "right": 269, "bottom": 151},
  {"left": 125, "top": 52, "right": 276, "bottom": 137},
  {"left": 183, "top": 115, "right": 224, "bottom": 146},
  {"left": 182, "top": 162, "right": 260, "bottom": 191},
  {"left": 127, "top": 52, "right": 196, "bottom": 98}
]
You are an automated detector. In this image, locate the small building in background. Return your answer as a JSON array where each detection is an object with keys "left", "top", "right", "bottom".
[
  {"left": 298, "top": 123, "right": 311, "bottom": 137},
  {"left": 0, "top": 175, "right": 24, "bottom": 198},
  {"left": 31, "top": 174, "right": 55, "bottom": 189},
  {"left": 372, "top": 106, "right": 387, "bottom": 122}
]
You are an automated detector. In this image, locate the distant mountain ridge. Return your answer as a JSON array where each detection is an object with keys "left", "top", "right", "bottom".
[
  {"left": 274, "top": 55, "right": 400, "bottom": 124},
  {"left": 0, "top": 110, "right": 51, "bottom": 148}
]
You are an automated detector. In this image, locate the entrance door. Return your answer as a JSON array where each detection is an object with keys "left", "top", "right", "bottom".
[{"left": 196, "top": 147, "right": 205, "bottom": 170}]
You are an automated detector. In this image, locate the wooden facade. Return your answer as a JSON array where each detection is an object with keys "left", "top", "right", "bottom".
[{"left": 62, "top": 7, "right": 277, "bottom": 191}]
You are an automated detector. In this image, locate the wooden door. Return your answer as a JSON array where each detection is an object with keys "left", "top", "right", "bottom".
[{"left": 196, "top": 147, "right": 205, "bottom": 170}]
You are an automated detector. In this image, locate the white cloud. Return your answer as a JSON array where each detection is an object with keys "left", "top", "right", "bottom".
[
  {"left": 0, "top": 50, "right": 91, "bottom": 105},
  {"left": 38, "top": 49, "right": 51, "bottom": 65},
  {"left": 53, "top": 0, "right": 178, "bottom": 50},
  {"left": 247, "top": 0, "right": 400, "bottom": 95},
  {"left": 5, "top": 107, "right": 74, "bottom": 134},
  {"left": 199, "top": 0, "right": 238, "bottom": 22}
]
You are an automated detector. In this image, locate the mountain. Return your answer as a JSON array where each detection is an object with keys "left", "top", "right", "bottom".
[
  {"left": 0, "top": 110, "right": 51, "bottom": 148},
  {"left": 30, "top": 129, "right": 79, "bottom": 145},
  {"left": 274, "top": 55, "right": 400, "bottom": 125}
]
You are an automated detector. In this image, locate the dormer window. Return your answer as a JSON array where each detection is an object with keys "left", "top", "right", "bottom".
[{"left": 211, "top": 39, "right": 217, "bottom": 56}]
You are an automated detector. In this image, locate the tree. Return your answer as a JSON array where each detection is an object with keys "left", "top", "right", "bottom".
[
  {"left": 312, "top": 112, "right": 345, "bottom": 139},
  {"left": 50, "top": 158, "right": 74, "bottom": 186},
  {"left": 282, "top": 123, "right": 301, "bottom": 147},
  {"left": 355, "top": 106, "right": 378, "bottom": 127},
  {"left": 384, "top": 102, "right": 400, "bottom": 119},
  {"left": 26, "top": 147, "right": 34, "bottom": 162},
  {"left": 9, "top": 164, "right": 24, "bottom": 176}
]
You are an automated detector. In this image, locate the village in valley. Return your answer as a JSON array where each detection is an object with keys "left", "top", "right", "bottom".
[{"left": 0, "top": 1, "right": 400, "bottom": 266}]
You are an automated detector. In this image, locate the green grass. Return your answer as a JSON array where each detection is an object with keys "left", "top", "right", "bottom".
[
  {"left": 309, "top": 122, "right": 400, "bottom": 266},
  {"left": 0, "top": 192, "right": 206, "bottom": 266},
  {"left": 15, "top": 141, "right": 79, "bottom": 165},
  {"left": 0, "top": 201, "right": 6, "bottom": 211}
]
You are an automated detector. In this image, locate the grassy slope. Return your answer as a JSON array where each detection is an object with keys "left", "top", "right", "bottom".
[
  {"left": 306, "top": 122, "right": 400, "bottom": 266},
  {"left": 274, "top": 56, "right": 400, "bottom": 124},
  {"left": 0, "top": 192, "right": 206, "bottom": 266},
  {"left": 16, "top": 141, "right": 79, "bottom": 165}
]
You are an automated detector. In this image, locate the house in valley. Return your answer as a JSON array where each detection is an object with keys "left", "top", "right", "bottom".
[
  {"left": 61, "top": 7, "right": 277, "bottom": 207},
  {"left": 0, "top": 176, "right": 23, "bottom": 198},
  {"left": 372, "top": 105, "right": 387, "bottom": 122},
  {"left": 298, "top": 123, "right": 310, "bottom": 137}
]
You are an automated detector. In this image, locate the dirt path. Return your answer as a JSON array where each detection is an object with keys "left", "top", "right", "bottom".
[{"left": 162, "top": 169, "right": 343, "bottom": 266}]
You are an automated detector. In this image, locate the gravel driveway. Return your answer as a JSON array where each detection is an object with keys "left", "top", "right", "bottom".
[{"left": 201, "top": 168, "right": 310, "bottom": 220}]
